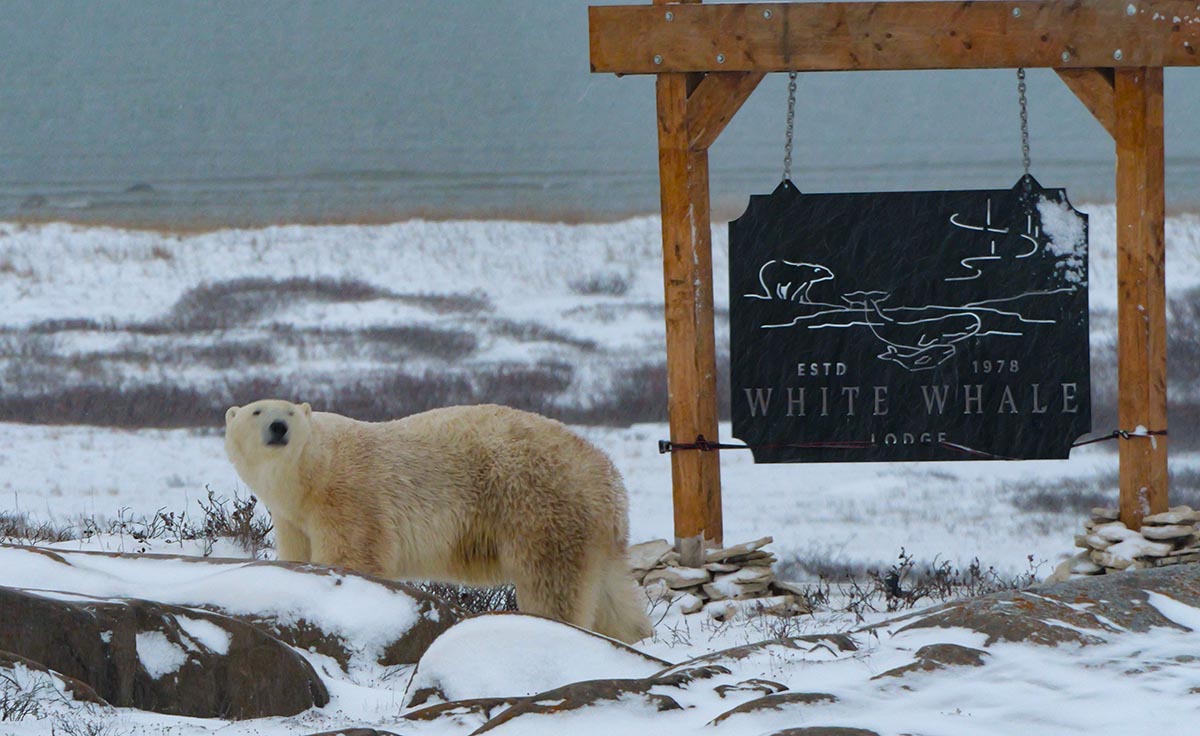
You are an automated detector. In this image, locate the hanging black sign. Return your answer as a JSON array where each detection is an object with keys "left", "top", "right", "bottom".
[{"left": 728, "top": 176, "right": 1091, "bottom": 463}]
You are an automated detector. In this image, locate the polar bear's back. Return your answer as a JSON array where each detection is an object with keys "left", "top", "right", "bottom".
[{"left": 307, "top": 404, "right": 630, "bottom": 558}]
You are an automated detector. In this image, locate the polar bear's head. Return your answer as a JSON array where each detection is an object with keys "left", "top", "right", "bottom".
[{"left": 224, "top": 399, "right": 313, "bottom": 474}]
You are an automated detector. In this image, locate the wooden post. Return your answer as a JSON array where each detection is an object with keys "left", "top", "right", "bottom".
[
  {"left": 1114, "top": 67, "right": 1168, "bottom": 529},
  {"left": 656, "top": 65, "right": 723, "bottom": 565}
]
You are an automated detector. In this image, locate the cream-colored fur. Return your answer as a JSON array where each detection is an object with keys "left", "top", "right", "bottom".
[{"left": 224, "top": 400, "right": 652, "bottom": 643}]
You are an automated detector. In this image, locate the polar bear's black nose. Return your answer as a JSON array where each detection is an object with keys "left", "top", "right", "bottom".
[{"left": 267, "top": 420, "right": 289, "bottom": 445}]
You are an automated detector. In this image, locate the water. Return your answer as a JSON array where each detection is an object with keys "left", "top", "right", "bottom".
[{"left": 2, "top": 0, "right": 1199, "bottom": 227}]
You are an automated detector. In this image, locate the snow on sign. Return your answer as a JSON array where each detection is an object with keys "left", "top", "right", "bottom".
[{"left": 729, "top": 175, "right": 1091, "bottom": 463}]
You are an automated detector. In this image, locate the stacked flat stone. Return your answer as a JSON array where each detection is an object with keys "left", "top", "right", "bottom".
[
  {"left": 1054, "top": 505, "right": 1200, "bottom": 579},
  {"left": 629, "top": 536, "right": 811, "bottom": 621}
]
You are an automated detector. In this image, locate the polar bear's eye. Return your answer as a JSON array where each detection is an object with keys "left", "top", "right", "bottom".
[
  {"left": 252, "top": 409, "right": 261, "bottom": 416},
  {"left": 288, "top": 411, "right": 294, "bottom": 416}
]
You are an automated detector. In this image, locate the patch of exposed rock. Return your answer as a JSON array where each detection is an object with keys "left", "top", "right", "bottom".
[
  {"left": 302, "top": 725, "right": 405, "bottom": 729},
  {"left": 0, "top": 586, "right": 328, "bottom": 718},
  {"left": 872, "top": 643, "right": 989, "bottom": 679},
  {"left": 471, "top": 677, "right": 684, "bottom": 734},
  {"left": 763, "top": 725, "right": 878, "bottom": 729},
  {"left": 708, "top": 691, "right": 840, "bottom": 726},
  {"left": 884, "top": 561, "right": 1200, "bottom": 647}
]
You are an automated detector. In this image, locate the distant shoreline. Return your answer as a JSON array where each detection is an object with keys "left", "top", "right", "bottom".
[
  {"left": 0, "top": 205, "right": 661, "bottom": 234},
  {"left": 4, "top": 198, "right": 1199, "bottom": 235}
]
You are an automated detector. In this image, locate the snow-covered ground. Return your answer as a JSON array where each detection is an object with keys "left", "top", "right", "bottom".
[
  {"left": 3, "top": 207, "right": 1200, "bottom": 574},
  {"left": 3, "top": 209, "right": 1200, "bottom": 734},
  {"left": 2, "top": 545, "right": 1199, "bottom": 735}
]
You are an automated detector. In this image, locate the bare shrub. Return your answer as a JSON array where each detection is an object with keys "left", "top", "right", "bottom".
[
  {"left": 866, "top": 549, "right": 1041, "bottom": 614},
  {"left": 775, "top": 554, "right": 870, "bottom": 583},
  {"left": 20, "top": 490, "right": 272, "bottom": 558},
  {"left": 1168, "top": 285, "right": 1200, "bottom": 385},
  {"left": 1163, "top": 398, "right": 1200, "bottom": 452},
  {"left": 0, "top": 385, "right": 222, "bottom": 427},
  {"left": 25, "top": 318, "right": 108, "bottom": 333},
  {"left": 475, "top": 362, "right": 574, "bottom": 414},
  {"left": 491, "top": 320, "right": 597, "bottom": 351},
  {"left": 776, "top": 548, "right": 1042, "bottom": 623},
  {"left": 568, "top": 273, "right": 630, "bottom": 297},
  {"left": 0, "top": 512, "right": 76, "bottom": 545},
  {"left": 319, "top": 371, "right": 474, "bottom": 422},
  {"left": 398, "top": 292, "right": 490, "bottom": 315},
  {"left": 0, "top": 665, "right": 58, "bottom": 722},
  {"left": 560, "top": 363, "right": 667, "bottom": 425},
  {"left": 162, "top": 277, "right": 400, "bottom": 331},
  {"left": 196, "top": 488, "right": 273, "bottom": 557},
  {"left": 1084, "top": 287, "right": 1200, "bottom": 451},
  {"left": 356, "top": 325, "right": 478, "bottom": 361},
  {"left": 414, "top": 583, "right": 518, "bottom": 614},
  {"left": 1005, "top": 475, "right": 1119, "bottom": 514},
  {"left": 182, "top": 341, "right": 277, "bottom": 368},
  {"left": 1005, "top": 468, "right": 1200, "bottom": 514}
]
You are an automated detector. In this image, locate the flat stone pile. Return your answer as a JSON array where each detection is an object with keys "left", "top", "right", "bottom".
[
  {"left": 629, "top": 536, "right": 811, "bottom": 621},
  {"left": 1052, "top": 505, "right": 1200, "bottom": 580}
]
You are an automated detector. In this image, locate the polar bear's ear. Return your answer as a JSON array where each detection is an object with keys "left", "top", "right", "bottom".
[
  {"left": 225, "top": 406, "right": 239, "bottom": 424},
  {"left": 300, "top": 402, "right": 312, "bottom": 417}
]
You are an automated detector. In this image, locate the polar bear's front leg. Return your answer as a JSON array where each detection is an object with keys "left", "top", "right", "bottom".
[{"left": 272, "top": 516, "right": 311, "bottom": 562}]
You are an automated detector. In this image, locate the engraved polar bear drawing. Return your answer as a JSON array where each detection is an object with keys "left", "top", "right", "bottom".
[{"left": 224, "top": 399, "right": 652, "bottom": 643}]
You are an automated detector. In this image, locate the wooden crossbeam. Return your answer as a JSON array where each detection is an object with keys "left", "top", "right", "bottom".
[
  {"left": 1056, "top": 68, "right": 1117, "bottom": 138},
  {"left": 687, "top": 72, "right": 766, "bottom": 151},
  {"left": 591, "top": 1, "right": 1200, "bottom": 74}
]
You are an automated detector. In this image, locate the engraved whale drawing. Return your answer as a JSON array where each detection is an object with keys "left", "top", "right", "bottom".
[{"left": 842, "top": 291, "right": 981, "bottom": 371}]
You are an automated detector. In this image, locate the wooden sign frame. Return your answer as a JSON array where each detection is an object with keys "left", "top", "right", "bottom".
[{"left": 588, "top": 0, "right": 1197, "bottom": 564}]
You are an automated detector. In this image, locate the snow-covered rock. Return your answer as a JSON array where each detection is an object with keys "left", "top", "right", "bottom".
[
  {"left": 0, "top": 545, "right": 459, "bottom": 671},
  {"left": 402, "top": 613, "right": 669, "bottom": 708}
]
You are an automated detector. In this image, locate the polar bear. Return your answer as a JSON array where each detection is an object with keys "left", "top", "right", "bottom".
[{"left": 224, "top": 400, "right": 652, "bottom": 643}]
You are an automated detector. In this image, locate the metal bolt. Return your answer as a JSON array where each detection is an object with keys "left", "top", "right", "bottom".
[
  {"left": 665, "top": 11, "right": 673, "bottom": 21},
  {"left": 1013, "top": 7, "right": 1021, "bottom": 17},
  {"left": 1114, "top": 48, "right": 1124, "bottom": 60},
  {"left": 763, "top": 9, "right": 772, "bottom": 19},
  {"left": 1127, "top": 4, "right": 1137, "bottom": 16},
  {"left": 1061, "top": 50, "right": 1071, "bottom": 62},
  {"left": 653, "top": 54, "right": 663, "bottom": 65},
  {"left": 716, "top": 53, "right": 726, "bottom": 64}
]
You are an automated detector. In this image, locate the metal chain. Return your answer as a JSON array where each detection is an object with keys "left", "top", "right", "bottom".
[
  {"left": 1017, "top": 68, "right": 1031, "bottom": 176},
  {"left": 782, "top": 72, "right": 797, "bottom": 182}
]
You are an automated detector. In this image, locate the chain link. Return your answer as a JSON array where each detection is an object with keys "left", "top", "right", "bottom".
[
  {"left": 782, "top": 72, "right": 797, "bottom": 182},
  {"left": 1017, "top": 68, "right": 1031, "bottom": 176}
]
